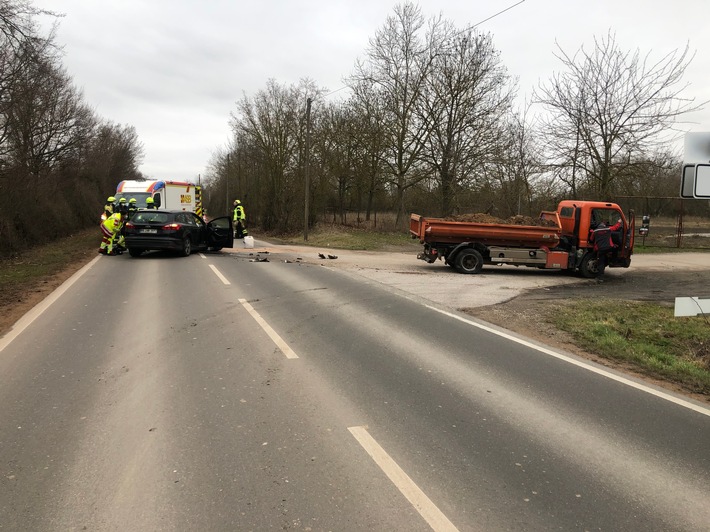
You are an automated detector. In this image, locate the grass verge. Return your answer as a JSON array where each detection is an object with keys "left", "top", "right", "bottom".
[
  {"left": 268, "top": 224, "right": 419, "bottom": 251},
  {"left": 0, "top": 229, "right": 98, "bottom": 303},
  {"left": 550, "top": 299, "right": 710, "bottom": 395}
]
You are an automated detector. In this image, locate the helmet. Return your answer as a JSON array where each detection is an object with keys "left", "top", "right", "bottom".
[
  {"left": 107, "top": 196, "right": 116, "bottom": 203},
  {"left": 234, "top": 199, "right": 241, "bottom": 205},
  {"left": 129, "top": 198, "right": 137, "bottom": 204},
  {"left": 119, "top": 197, "right": 127, "bottom": 203},
  {"left": 146, "top": 197, "right": 154, "bottom": 204}
]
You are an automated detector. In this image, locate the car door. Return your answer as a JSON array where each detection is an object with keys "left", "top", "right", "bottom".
[
  {"left": 185, "top": 212, "right": 209, "bottom": 250},
  {"left": 206, "top": 216, "right": 234, "bottom": 248}
]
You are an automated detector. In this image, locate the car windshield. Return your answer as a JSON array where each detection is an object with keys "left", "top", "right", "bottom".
[{"left": 133, "top": 212, "right": 170, "bottom": 224}]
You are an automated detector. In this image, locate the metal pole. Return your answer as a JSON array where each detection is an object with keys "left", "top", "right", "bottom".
[
  {"left": 304, "top": 97, "right": 312, "bottom": 241},
  {"left": 226, "top": 153, "right": 230, "bottom": 216}
]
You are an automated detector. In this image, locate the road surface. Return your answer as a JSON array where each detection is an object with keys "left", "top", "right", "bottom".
[{"left": 1, "top": 243, "right": 708, "bottom": 530}]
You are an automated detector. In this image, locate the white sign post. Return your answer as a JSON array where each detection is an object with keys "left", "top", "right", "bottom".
[
  {"left": 674, "top": 297, "right": 710, "bottom": 317},
  {"left": 681, "top": 132, "right": 710, "bottom": 199}
]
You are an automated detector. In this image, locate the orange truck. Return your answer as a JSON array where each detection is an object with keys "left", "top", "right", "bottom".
[{"left": 409, "top": 201, "right": 635, "bottom": 277}]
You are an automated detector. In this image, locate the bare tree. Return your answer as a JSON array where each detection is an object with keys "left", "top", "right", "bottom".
[
  {"left": 420, "top": 25, "right": 516, "bottom": 216},
  {"left": 346, "top": 86, "right": 388, "bottom": 222},
  {"left": 0, "top": 0, "right": 58, "bottom": 48},
  {"left": 230, "top": 78, "right": 322, "bottom": 231},
  {"left": 485, "top": 109, "right": 544, "bottom": 217},
  {"left": 0, "top": 2, "right": 147, "bottom": 251},
  {"left": 534, "top": 31, "right": 703, "bottom": 198},
  {"left": 348, "top": 2, "right": 438, "bottom": 228},
  {"left": 4, "top": 39, "right": 91, "bottom": 185}
]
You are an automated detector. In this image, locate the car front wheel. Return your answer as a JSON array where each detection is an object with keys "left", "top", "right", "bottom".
[{"left": 579, "top": 253, "right": 601, "bottom": 278}]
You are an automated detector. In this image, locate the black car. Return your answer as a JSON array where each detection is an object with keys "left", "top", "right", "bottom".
[{"left": 124, "top": 210, "right": 234, "bottom": 257}]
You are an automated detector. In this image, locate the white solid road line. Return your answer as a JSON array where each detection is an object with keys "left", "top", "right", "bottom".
[
  {"left": 0, "top": 256, "right": 100, "bottom": 354},
  {"left": 427, "top": 305, "right": 710, "bottom": 417},
  {"left": 348, "top": 426, "right": 460, "bottom": 532},
  {"left": 238, "top": 298, "right": 299, "bottom": 359},
  {"left": 208, "top": 265, "right": 296, "bottom": 358},
  {"left": 209, "top": 264, "right": 231, "bottom": 285}
]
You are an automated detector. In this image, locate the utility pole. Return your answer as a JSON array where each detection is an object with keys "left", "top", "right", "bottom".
[
  {"left": 226, "top": 152, "right": 230, "bottom": 215},
  {"left": 304, "top": 97, "right": 312, "bottom": 241}
]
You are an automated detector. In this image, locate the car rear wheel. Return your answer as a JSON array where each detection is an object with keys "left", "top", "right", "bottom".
[
  {"left": 181, "top": 237, "right": 192, "bottom": 257},
  {"left": 128, "top": 248, "right": 143, "bottom": 257}
]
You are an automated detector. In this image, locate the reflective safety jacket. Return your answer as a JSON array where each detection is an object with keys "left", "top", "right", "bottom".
[
  {"left": 233, "top": 205, "right": 245, "bottom": 222},
  {"left": 102, "top": 212, "right": 122, "bottom": 233}
]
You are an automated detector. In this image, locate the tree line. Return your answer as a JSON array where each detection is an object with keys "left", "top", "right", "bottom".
[
  {"left": 204, "top": 3, "right": 705, "bottom": 234},
  {"left": 0, "top": 0, "right": 144, "bottom": 254},
  {"left": 2, "top": 1, "right": 705, "bottom": 254}
]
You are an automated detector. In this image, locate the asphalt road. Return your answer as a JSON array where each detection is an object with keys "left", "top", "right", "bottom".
[{"left": 1, "top": 244, "right": 708, "bottom": 531}]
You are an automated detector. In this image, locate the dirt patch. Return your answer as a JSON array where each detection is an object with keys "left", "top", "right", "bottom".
[{"left": 444, "top": 213, "right": 558, "bottom": 226}]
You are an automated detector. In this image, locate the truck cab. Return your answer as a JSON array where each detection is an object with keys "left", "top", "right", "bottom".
[{"left": 557, "top": 200, "right": 635, "bottom": 276}]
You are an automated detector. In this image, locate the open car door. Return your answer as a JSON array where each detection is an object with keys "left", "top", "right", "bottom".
[{"left": 207, "top": 216, "right": 234, "bottom": 249}]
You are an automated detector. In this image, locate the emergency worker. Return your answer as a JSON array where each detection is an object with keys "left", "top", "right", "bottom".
[
  {"left": 99, "top": 212, "right": 123, "bottom": 255},
  {"left": 117, "top": 197, "right": 128, "bottom": 217},
  {"left": 127, "top": 198, "right": 138, "bottom": 218},
  {"left": 233, "top": 199, "right": 248, "bottom": 238},
  {"left": 145, "top": 197, "right": 157, "bottom": 209},
  {"left": 102, "top": 196, "right": 116, "bottom": 222},
  {"left": 589, "top": 218, "right": 622, "bottom": 278},
  {"left": 114, "top": 198, "right": 128, "bottom": 251}
]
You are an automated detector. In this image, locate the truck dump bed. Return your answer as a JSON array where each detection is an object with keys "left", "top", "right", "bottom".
[{"left": 409, "top": 213, "right": 562, "bottom": 248}]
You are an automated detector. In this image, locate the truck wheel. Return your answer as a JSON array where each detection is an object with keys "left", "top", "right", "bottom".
[
  {"left": 455, "top": 248, "right": 484, "bottom": 274},
  {"left": 579, "top": 253, "right": 600, "bottom": 278},
  {"left": 181, "top": 237, "right": 192, "bottom": 257}
]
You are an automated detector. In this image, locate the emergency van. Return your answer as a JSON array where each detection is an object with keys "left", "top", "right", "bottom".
[{"left": 115, "top": 179, "right": 203, "bottom": 216}]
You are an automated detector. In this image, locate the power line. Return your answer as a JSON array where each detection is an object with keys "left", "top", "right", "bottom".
[
  {"left": 313, "top": 0, "right": 528, "bottom": 101},
  {"left": 470, "top": 0, "right": 527, "bottom": 31}
]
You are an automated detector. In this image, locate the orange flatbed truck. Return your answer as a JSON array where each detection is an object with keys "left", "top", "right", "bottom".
[{"left": 409, "top": 200, "right": 635, "bottom": 278}]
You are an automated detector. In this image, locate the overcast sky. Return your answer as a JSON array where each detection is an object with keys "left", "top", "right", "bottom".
[{"left": 36, "top": 0, "right": 710, "bottom": 183}]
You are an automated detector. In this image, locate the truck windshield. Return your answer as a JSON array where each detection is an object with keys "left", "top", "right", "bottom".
[
  {"left": 114, "top": 192, "right": 152, "bottom": 208},
  {"left": 591, "top": 208, "right": 622, "bottom": 226}
]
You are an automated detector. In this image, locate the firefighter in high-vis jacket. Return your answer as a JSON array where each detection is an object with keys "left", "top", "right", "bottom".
[
  {"left": 232, "top": 199, "right": 248, "bottom": 238},
  {"left": 145, "top": 197, "right": 157, "bottom": 209},
  {"left": 101, "top": 196, "right": 115, "bottom": 222},
  {"left": 99, "top": 211, "right": 123, "bottom": 255},
  {"left": 127, "top": 197, "right": 138, "bottom": 219}
]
